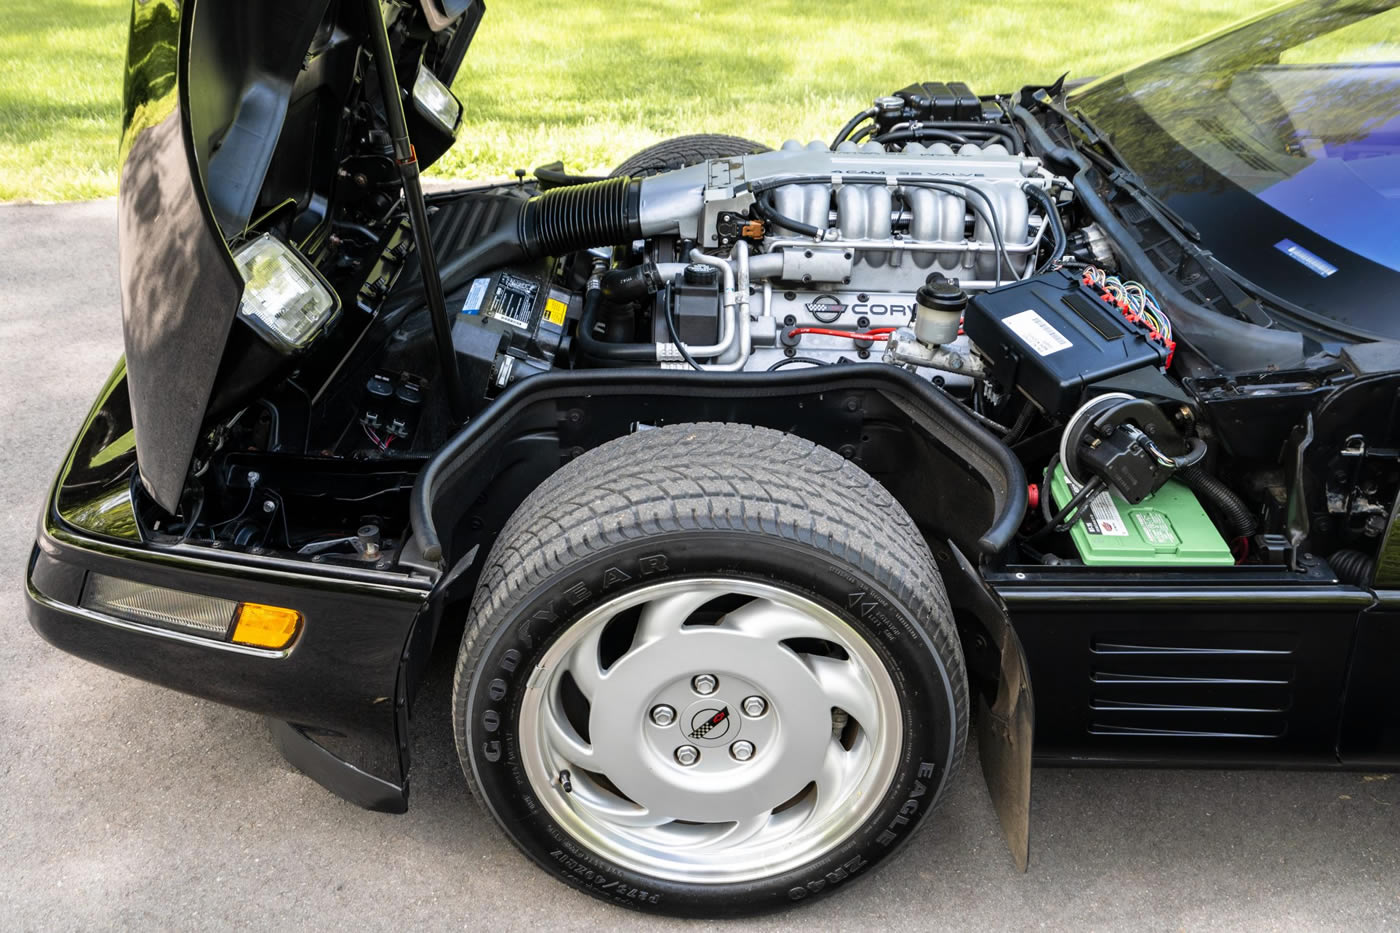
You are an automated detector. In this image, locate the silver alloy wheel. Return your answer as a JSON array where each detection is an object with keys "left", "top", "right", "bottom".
[{"left": 518, "top": 578, "right": 902, "bottom": 884}]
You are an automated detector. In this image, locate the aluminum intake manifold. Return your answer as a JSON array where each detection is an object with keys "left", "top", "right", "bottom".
[{"left": 636, "top": 138, "right": 1053, "bottom": 290}]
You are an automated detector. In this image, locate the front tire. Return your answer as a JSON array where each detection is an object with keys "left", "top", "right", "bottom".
[
  {"left": 453, "top": 424, "right": 967, "bottom": 916},
  {"left": 609, "top": 133, "right": 771, "bottom": 177}
]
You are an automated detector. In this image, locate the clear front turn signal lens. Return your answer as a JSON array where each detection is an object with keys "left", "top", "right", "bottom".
[
  {"left": 230, "top": 603, "right": 303, "bottom": 650},
  {"left": 80, "top": 573, "right": 301, "bottom": 651},
  {"left": 82, "top": 575, "right": 239, "bottom": 638},
  {"left": 232, "top": 234, "right": 339, "bottom": 353}
]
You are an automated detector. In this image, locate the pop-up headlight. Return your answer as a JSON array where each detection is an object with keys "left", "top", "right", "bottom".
[
  {"left": 412, "top": 64, "right": 462, "bottom": 134},
  {"left": 232, "top": 234, "right": 339, "bottom": 353}
]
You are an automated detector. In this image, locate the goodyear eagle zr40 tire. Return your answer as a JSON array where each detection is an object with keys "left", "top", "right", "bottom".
[{"left": 453, "top": 424, "right": 968, "bottom": 916}]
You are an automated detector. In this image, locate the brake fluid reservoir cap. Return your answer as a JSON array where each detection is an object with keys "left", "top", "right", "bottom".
[
  {"left": 917, "top": 276, "right": 968, "bottom": 314},
  {"left": 915, "top": 277, "right": 967, "bottom": 346}
]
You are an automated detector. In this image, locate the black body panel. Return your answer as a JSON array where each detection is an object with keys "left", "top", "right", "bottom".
[
  {"left": 411, "top": 365, "right": 1029, "bottom": 568},
  {"left": 26, "top": 365, "right": 432, "bottom": 804},
  {"left": 1338, "top": 601, "right": 1400, "bottom": 765},
  {"left": 994, "top": 567, "right": 1375, "bottom": 767},
  {"left": 26, "top": 531, "right": 429, "bottom": 802}
]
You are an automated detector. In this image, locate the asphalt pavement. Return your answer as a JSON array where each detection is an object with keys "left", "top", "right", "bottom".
[{"left": 2, "top": 200, "right": 1397, "bottom": 931}]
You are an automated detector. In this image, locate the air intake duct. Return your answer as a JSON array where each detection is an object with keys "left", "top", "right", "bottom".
[{"left": 518, "top": 176, "right": 643, "bottom": 258}]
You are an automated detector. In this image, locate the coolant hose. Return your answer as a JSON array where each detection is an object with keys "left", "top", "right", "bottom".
[
  {"left": 574, "top": 281, "right": 656, "bottom": 362},
  {"left": 600, "top": 263, "right": 663, "bottom": 303},
  {"left": 832, "top": 107, "right": 877, "bottom": 148},
  {"left": 1177, "top": 464, "right": 1257, "bottom": 538}
]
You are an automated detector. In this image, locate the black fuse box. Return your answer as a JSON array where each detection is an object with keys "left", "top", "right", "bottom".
[{"left": 963, "top": 269, "right": 1170, "bottom": 419}]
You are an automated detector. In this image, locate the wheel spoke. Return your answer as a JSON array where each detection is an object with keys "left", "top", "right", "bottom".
[
  {"left": 697, "top": 809, "right": 776, "bottom": 850},
  {"left": 811, "top": 736, "right": 869, "bottom": 821},
  {"left": 633, "top": 589, "right": 717, "bottom": 647},
  {"left": 565, "top": 621, "right": 608, "bottom": 701},
  {"left": 540, "top": 691, "right": 594, "bottom": 766},
  {"left": 721, "top": 597, "right": 834, "bottom": 643},
  {"left": 568, "top": 773, "right": 673, "bottom": 828},
  {"left": 803, "top": 653, "right": 880, "bottom": 732}
]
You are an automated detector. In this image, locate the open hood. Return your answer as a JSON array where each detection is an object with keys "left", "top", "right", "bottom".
[{"left": 117, "top": 0, "right": 480, "bottom": 512}]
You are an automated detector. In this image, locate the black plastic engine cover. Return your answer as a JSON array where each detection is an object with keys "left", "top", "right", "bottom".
[{"left": 964, "top": 270, "right": 1170, "bottom": 419}]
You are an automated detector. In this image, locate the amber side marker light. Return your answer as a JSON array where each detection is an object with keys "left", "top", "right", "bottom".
[{"left": 231, "top": 603, "right": 303, "bottom": 650}]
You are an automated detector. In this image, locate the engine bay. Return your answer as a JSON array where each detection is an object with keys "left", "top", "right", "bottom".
[{"left": 150, "top": 79, "right": 1397, "bottom": 590}]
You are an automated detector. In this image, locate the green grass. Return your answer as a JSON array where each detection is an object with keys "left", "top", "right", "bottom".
[{"left": 0, "top": 0, "right": 1277, "bottom": 202}]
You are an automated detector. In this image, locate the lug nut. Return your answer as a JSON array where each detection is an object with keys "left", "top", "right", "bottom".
[
  {"left": 741, "top": 696, "right": 767, "bottom": 718},
  {"left": 692, "top": 674, "right": 718, "bottom": 695},
  {"left": 730, "top": 740, "right": 755, "bottom": 762},
  {"left": 649, "top": 704, "right": 676, "bottom": 727},
  {"left": 675, "top": 745, "right": 700, "bottom": 766}
]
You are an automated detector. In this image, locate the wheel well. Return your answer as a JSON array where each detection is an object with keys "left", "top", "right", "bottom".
[{"left": 412, "top": 368, "right": 1027, "bottom": 592}]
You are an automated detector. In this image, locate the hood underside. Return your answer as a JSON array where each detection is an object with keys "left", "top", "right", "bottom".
[{"left": 117, "top": 0, "right": 477, "bottom": 513}]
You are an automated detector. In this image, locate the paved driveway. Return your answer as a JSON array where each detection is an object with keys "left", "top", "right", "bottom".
[{"left": 2, "top": 201, "right": 1397, "bottom": 931}]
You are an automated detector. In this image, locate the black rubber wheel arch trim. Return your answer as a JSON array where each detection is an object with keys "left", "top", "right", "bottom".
[{"left": 409, "top": 367, "right": 1027, "bottom": 565}]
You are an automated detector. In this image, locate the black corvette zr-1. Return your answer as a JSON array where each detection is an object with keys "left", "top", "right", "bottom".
[{"left": 25, "top": 0, "right": 1400, "bottom": 916}]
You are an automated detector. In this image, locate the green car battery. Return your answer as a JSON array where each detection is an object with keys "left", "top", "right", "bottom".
[{"left": 1048, "top": 464, "right": 1235, "bottom": 566}]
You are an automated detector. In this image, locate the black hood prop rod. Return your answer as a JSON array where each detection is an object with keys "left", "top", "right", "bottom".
[{"left": 362, "top": 0, "right": 470, "bottom": 423}]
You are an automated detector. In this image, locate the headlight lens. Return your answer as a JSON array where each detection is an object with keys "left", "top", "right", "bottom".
[
  {"left": 232, "top": 234, "right": 339, "bottom": 353},
  {"left": 412, "top": 65, "right": 461, "bottom": 133}
]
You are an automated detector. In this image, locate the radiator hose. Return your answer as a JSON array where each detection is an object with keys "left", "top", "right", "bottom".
[{"left": 574, "top": 278, "right": 657, "bottom": 362}]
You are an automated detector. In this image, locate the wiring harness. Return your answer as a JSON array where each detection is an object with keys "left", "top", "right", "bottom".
[{"left": 1082, "top": 265, "right": 1176, "bottom": 366}]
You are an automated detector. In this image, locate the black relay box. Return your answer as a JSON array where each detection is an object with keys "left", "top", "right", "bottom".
[{"left": 963, "top": 269, "right": 1171, "bottom": 419}]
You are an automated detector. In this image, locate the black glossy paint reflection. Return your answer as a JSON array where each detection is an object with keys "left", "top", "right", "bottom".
[{"left": 118, "top": 0, "right": 242, "bottom": 513}]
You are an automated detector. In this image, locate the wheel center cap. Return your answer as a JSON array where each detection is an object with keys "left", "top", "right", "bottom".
[
  {"left": 587, "top": 628, "right": 832, "bottom": 823},
  {"left": 682, "top": 700, "right": 739, "bottom": 746}
]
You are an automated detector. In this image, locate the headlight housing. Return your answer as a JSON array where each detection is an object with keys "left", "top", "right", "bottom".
[
  {"left": 411, "top": 64, "right": 462, "bottom": 134},
  {"left": 232, "top": 234, "right": 339, "bottom": 353}
]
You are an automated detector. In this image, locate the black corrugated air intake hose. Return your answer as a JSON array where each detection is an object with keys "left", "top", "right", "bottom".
[
  {"left": 517, "top": 176, "right": 643, "bottom": 257},
  {"left": 1176, "top": 465, "right": 1257, "bottom": 538},
  {"left": 435, "top": 176, "right": 644, "bottom": 297}
]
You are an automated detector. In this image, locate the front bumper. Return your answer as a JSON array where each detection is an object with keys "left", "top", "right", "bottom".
[{"left": 26, "top": 507, "right": 432, "bottom": 812}]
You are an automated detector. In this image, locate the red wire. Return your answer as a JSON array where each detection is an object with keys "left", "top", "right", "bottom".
[{"left": 787, "top": 327, "right": 897, "bottom": 340}]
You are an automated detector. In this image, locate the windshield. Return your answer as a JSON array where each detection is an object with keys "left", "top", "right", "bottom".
[{"left": 1071, "top": 0, "right": 1400, "bottom": 337}]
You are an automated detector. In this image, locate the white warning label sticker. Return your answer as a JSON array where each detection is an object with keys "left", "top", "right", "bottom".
[
  {"left": 1004, "top": 309, "right": 1072, "bottom": 356},
  {"left": 1133, "top": 509, "right": 1179, "bottom": 546},
  {"left": 1082, "top": 489, "right": 1129, "bottom": 536},
  {"left": 462, "top": 277, "right": 490, "bottom": 314}
]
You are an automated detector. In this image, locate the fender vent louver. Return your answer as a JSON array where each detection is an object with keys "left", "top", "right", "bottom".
[{"left": 1087, "top": 630, "right": 1298, "bottom": 739}]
